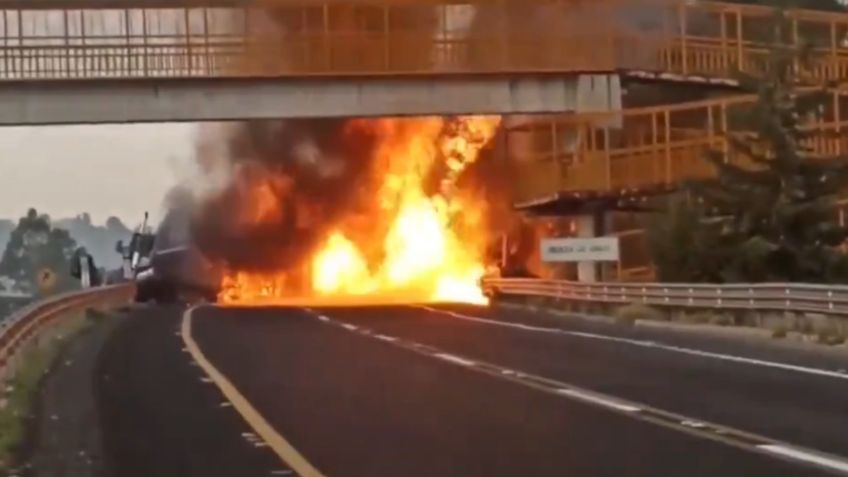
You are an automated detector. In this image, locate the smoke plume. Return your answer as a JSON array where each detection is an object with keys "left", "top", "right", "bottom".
[{"left": 186, "top": 119, "right": 382, "bottom": 273}]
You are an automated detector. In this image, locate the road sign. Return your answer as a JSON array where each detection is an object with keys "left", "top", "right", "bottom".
[
  {"left": 37, "top": 268, "right": 57, "bottom": 292},
  {"left": 541, "top": 237, "right": 620, "bottom": 263}
]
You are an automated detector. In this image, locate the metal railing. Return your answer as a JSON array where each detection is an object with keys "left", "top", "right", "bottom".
[
  {"left": 509, "top": 88, "right": 848, "bottom": 201},
  {"left": 483, "top": 278, "right": 848, "bottom": 317},
  {"left": 0, "top": 284, "right": 133, "bottom": 386},
  {"left": 0, "top": 1, "right": 843, "bottom": 81}
]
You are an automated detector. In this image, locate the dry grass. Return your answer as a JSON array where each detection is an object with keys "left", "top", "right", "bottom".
[{"left": 614, "top": 303, "right": 664, "bottom": 326}]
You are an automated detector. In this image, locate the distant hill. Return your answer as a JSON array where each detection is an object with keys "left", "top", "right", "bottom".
[
  {"left": 55, "top": 214, "right": 133, "bottom": 270},
  {"left": 0, "top": 213, "right": 135, "bottom": 272}
]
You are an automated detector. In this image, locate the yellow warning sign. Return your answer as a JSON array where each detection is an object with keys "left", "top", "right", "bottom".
[{"left": 37, "top": 268, "right": 57, "bottom": 293}]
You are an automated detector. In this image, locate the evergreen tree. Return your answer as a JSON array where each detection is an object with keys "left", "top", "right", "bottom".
[
  {"left": 647, "top": 196, "right": 727, "bottom": 283},
  {"left": 691, "top": 10, "right": 848, "bottom": 283},
  {"left": 0, "top": 208, "right": 79, "bottom": 294}
]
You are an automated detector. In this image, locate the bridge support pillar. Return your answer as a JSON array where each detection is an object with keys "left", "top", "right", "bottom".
[{"left": 575, "top": 211, "right": 609, "bottom": 283}]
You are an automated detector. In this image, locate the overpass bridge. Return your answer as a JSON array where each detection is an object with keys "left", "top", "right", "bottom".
[
  {"left": 509, "top": 88, "right": 848, "bottom": 204},
  {"left": 500, "top": 2, "right": 848, "bottom": 206},
  {"left": 0, "top": 0, "right": 847, "bottom": 123}
]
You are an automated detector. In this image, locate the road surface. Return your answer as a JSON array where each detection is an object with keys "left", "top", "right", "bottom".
[{"left": 95, "top": 303, "right": 848, "bottom": 477}]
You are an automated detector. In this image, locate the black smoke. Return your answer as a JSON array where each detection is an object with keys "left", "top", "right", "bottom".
[{"left": 188, "top": 119, "right": 382, "bottom": 274}]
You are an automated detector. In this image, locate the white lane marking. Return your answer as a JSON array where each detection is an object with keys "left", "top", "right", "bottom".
[
  {"left": 557, "top": 389, "right": 642, "bottom": 413},
  {"left": 375, "top": 334, "right": 398, "bottom": 342},
  {"left": 200, "top": 377, "right": 213, "bottom": 383},
  {"left": 219, "top": 402, "right": 234, "bottom": 408},
  {"left": 317, "top": 315, "right": 330, "bottom": 322},
  {"left": 420, "top": 307, "right": 848, "bottom": 381},
  {"left": 327, "top": 307, "right": 848, "bottom": 473},
  {"left": 681, "top": 420, "right": 707, "bottom": 429},
  {"left": 758, "top": 445, "right": 848, "bottom": 473},
  {"left": 341, "top": 324, "right": 358, "bottom": 331},
  {"left": 434, "top": 353, "right": 476, "bottom": 367}
]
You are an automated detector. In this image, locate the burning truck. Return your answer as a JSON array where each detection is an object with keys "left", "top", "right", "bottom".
[{"left": 138, "top": 116, "right": 508, "bottom": 305}]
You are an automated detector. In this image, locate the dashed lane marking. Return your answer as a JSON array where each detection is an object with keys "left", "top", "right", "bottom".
[
  {"left": 434, "top": 353, "right": 476, "bottom": 367},
  {"left": 556, "top": 389, "right": 642, "bottom": 413},
  {"left": 183, "top": 306, "right": 325, "bottom": 477},
  {"left": 418, "top": 306, "right": 848, "bottom": 382},
  {"left": 313, "top": 310, "right": 848, "bottom": 476}
]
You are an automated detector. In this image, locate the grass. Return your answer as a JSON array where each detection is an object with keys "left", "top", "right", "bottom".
[
  {"left": 708, "top": 314, "right": 734, "bottom": 327},
  {"left": 815, "top": 329, "right": 847, "bottom": 346},
  {"left": 614, "top": 303, "right": 664, "bottom": 326},
  {"left": 770, "top": 324, "right": 788, "bottom": 339},
  {"left": 0, "top": 308, "right": 103, "bottom": 470},
  {"left": 683, "top": 311, "right": 714, "bottom": 325}
]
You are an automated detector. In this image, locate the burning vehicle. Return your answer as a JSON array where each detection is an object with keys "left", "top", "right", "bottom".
[
  {"left": 169, "top": 116, "right": 507, "bottom": 306},
  {"left": 133, "top": 206, "right": 222, "bottom": 304}
]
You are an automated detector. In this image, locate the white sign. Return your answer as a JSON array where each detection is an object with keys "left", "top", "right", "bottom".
[{"left": 541, "top": 237, "right": 620, "bottom": 263}]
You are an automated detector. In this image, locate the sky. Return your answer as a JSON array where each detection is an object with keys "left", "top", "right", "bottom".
[{"left": 0, "top": 123, "right": 197, "bottom": 227}]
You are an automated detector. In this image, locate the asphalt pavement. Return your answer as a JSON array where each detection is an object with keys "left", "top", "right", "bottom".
[{"left": 94, "top": 303, "right": 848, "bottom": 477}]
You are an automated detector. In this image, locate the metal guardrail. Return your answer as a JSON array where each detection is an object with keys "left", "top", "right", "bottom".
[
  {"left": 482, "top": 278, "right": 848, "bottom": 317},
  {"left": 0, "top": 284, "right": 133, "bottom": 386}
]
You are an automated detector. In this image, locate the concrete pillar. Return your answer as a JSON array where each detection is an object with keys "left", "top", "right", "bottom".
[{"left": 575, "top": 211, "right": 607, "bottom": 283}]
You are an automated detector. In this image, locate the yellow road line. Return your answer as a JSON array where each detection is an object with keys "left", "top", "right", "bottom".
[{"left": 181, "top": 306, "right": 326, "bottom": 477}]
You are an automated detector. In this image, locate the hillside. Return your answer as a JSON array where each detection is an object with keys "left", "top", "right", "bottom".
[{"left": 54, "top": 214, "right": 133, "bottom": 270}]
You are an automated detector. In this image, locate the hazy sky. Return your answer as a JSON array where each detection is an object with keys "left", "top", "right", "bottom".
[{"left": 0, "top": 123, "right": 197, "bottom": 227}]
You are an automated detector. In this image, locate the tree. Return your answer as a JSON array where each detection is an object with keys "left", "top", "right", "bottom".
[
  {"left": 0, "top": 208, "right": 79, "bottom": 294},
  {"left": 688, "top": 10, "right": 848, "bottom": 283},
  {"left": 647, "top": 197, "right": 728, "bottom": 283}
]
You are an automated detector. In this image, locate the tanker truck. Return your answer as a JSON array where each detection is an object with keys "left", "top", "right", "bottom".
[{"left": 130, "top": 209, "right": 221, "bottom": 304}]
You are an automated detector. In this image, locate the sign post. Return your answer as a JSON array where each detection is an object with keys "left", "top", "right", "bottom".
[{"left": 541, "top": 237, "right": 620, "bottom": 282}]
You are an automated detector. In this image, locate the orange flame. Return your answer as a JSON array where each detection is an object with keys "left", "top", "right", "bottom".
[{"left": 219, "top": 115, "right": 501, "bottom": 306}]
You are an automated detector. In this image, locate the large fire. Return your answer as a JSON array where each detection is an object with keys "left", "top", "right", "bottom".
[{"left": 217, "top": 115, "right": 501, "bottom": 306}]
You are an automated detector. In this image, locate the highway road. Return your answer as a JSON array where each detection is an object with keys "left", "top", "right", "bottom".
[{"left": 95, "top": 303, "right": 848, "bottom": 477}]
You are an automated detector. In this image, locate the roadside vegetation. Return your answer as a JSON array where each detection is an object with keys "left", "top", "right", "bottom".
[
  {"left": 0, "top": 308, "right": 109, "bottom": 471},
  {"left": 648, "top": 9, "right": 848, "bottom": 285}
]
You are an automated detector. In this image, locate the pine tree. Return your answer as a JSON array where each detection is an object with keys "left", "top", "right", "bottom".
[{"left": 691, "top": 10, "right": 848, "bottom": 283}]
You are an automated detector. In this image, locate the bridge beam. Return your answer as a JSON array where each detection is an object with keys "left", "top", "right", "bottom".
[{"left": 0, "top": 75, "right": 597, "bottom": 125}]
